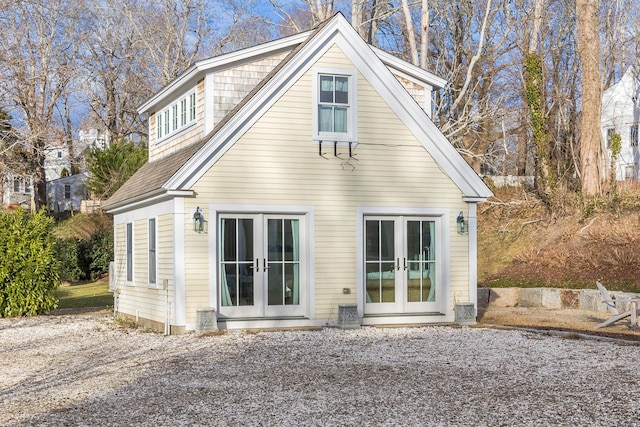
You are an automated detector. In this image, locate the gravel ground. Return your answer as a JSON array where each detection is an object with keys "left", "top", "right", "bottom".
[{"left": 2, "top": 313, "right": 640, "bottom": 426}]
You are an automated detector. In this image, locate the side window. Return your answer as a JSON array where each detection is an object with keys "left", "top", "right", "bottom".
[
  {"left": 64, "top": 184, "right": 71, "bottom": 199},
  {"left": 631, "top": 124, "right": 638, "bottom": 147},
  {"left": 126, "top": 223, "right": 133, "bottom": 283},
  {"left": 313, "top": 68, "right": 357, "bottom": 143},
  {"left": 148, "top": 218, "right": 156, "bottom": 286}
]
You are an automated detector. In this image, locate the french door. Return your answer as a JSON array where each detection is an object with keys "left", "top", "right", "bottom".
[
  {"left": 219, "top": 214, "right": 305, "bottom": 318},
  {"left": 364, "top": 216, "right": 439, "bottom": 315}
]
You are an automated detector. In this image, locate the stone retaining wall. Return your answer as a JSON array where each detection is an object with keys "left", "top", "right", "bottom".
[{"left": 477, "top": 287, "right": 640, "bottom": 313}]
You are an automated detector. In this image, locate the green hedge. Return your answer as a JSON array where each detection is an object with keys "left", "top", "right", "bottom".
[
  {"left": 55, "top": 227, "right": 113, "bottom": 282},
  {"left": 0, "top": 209, "right": 60, "bottom": 316}
]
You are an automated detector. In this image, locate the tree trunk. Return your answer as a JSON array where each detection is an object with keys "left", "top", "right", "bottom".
[{"left": 576, "top": 0, "right": 603, "bottom": 196}]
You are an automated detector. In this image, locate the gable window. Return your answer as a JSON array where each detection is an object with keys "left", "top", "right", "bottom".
[
  {"left": 148, "top": 218, "right": 156, "bottom": 285},
  {"left": 155, "top": 89, "right": 197, "bottom": 141},
  {"left": 631, "top": 124, "right": 638, "bottom": 147},
  {"left": 313, "top": 68, "right": 357, "bottom": 143},
  {"left": 319, "top": 75, "right": 349, "bottom": 133},
  {"left": 126, "top": 223, "right": 133, "bottom": 283}
]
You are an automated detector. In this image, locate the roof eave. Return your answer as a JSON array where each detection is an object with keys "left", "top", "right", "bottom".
[{"left": 104, "top": 189, "right": 195, "bottom": 214}]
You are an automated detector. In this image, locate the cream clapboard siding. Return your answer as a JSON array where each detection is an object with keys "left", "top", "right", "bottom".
[
  {"left": 114, "top": 215, "right": 175, "bottom": 325},
  {"left": 149, "top": 80, "right": 206, "bottom": 162},
  {"left": 180, "top": 43, "right": 470, "bottom": 324}
]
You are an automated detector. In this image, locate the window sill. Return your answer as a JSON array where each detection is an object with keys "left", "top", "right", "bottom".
[
  {"left": 313, "top": 137, "right": 358, "bottom": 146},
  {"left": 156, "top": 121, "right": 197, "bottom": 145}
]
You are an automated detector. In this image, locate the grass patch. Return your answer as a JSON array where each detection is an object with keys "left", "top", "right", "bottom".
[{"left": 56, "top": 280, "right": 113, "bottom": 310}]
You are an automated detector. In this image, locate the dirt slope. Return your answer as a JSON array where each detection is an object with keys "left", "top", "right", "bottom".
[{"left": 478, "top": 186, "right": 640, "bottom": 293}]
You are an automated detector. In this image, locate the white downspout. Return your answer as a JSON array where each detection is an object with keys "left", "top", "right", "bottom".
[{"left": 468, "top": 203, "right": 478, "bottom": 316}]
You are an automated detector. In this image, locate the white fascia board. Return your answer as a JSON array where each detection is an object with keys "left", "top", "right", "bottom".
[
  {"left": 105, "top": 190, "right": 195, "bottom": 214},
  {"left": 137, "top": 31, "right": 312, "bottom": 115},
  {"left": 371, "top": 46, "right": 447, "bottom": 89}
]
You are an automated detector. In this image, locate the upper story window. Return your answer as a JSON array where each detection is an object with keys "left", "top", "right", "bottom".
[
  {"left": 631, "top": 124, "right": 638, "bottom": 147},
  {"left": 313, "top": 68, "right": 357, "bottom": 143},
  {"left": 155, "top": 89, "right": 196, "bottom": 142}
]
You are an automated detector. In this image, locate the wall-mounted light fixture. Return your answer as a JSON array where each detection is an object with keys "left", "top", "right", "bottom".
[
  {"left": 193, "top": 206, "right": 206, "bottom": 233},
  {"left": 456, "top": 211, "right": 468, "bottom": 235}
]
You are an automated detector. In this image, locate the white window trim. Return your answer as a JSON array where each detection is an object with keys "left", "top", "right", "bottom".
[
  {"left": 148, "top": 217, "right": 157, "bottom": 288},
  {"left": 312, "top": 67, "right": 358, "bottom": 144},
  {"left": 154, "top": 89, "right": 197, "bottom": 143}
]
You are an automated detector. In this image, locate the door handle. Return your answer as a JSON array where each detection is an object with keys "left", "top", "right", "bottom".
[
  {"left": 403, "top": 258, "right": 407, "bottom": 270},
  {"left": 252, "top": 258, "right": 259, "bottom": 272},
  {"left": 263, "top": 258, "right": 269, "bottom": 271},
  {"left": 396, "top": 258, "right": 400, "bottom": 270}
]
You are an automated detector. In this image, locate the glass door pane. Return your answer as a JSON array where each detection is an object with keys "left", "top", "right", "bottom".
[
  {"left": 220, "top": 218, "right": 255, "bottom": 307},
  {"left": 365, "top": 219, "right": 396, "bottom": 305},
  {"left": 267, "top": 219, "right": 300, "bottom": 306},
  {"left": 406, "top": 220, "right": 436, "bottom": 303}
]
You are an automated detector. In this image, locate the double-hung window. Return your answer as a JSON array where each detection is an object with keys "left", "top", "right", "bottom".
[
  {"left": 313, "top": 68, "right": 357, "bottom": 143},
  {"left": 126, "top": 223, "right": 133, "bottom": 283},
  {"left": 631, "top": 124, "right": 638, "bottom": 147},
  {"left": 148, "top": 218, "right": 156, "bottom": 286}
]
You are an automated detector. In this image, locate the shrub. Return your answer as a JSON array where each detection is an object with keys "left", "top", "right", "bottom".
[
  {"left": 54, "top": 238, "right": 84, "bottom": 282},
  {"left": 55, "top": 227, "right": 113, "bottom": 282},
  {"left": 0, "top": 209, "right": 60, "bottom": 316},
  {"left": 87, "top": 228, "right": 113, "bottom": 280}
]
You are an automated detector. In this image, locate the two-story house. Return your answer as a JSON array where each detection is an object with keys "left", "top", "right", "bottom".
[
  {"left": 601, "top": 65, "right": 640, "bottom": 181},
  {"left": 104, "top": 14, "right": 492, "bottom": 334}
]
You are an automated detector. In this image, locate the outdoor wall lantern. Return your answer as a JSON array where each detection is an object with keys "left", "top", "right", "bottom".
[
  {"left": 193, "top": 206, "right": 206, "bottom": 233},
  {"left": 456, "top": 211, "right": 468, "bottom": 235}
]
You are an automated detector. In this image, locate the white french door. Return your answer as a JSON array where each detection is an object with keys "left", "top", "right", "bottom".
[
  {"left": 364, "top": 216, "right": 440, "bottom": 315},
  {"left": 219, "top": 214, "right": 305, "bottom": 318}
]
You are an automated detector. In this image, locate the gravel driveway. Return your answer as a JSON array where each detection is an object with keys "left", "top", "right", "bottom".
[{"left": 1, "top": 312, "right": 639, "bottom": 426}]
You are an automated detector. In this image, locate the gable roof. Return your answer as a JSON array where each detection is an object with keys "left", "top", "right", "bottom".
[{"left": 104, "top": 13, "right": 491, "bottom": 212}]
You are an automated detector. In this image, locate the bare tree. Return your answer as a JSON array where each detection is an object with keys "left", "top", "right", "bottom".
[
  {"left": 0, "top": 0, "right": 81, "bottom": 209},
  {"left": 123, "top": 0, "right": 213, "bottom": 88},
  {"left": 79, "top": 0, "right": 151, "bottom": 142},
  {"left": 577, "top": 0, "right": 603, "bottom": 196}
]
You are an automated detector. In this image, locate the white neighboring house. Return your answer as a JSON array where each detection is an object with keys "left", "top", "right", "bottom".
[
  {"left": 46, "top": 172, "right": 89, "bottom": 214},
  {"left": 1, "top": 174, "right": 33, "bottom": 209},
  {"left": 601, "top": 65, "right": 640, "bottom": 181},
  {"left": 44, "top": 144, "right": 71, "bottom": 182}
]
